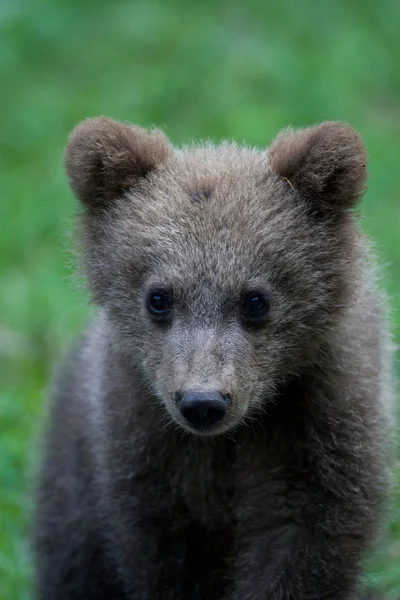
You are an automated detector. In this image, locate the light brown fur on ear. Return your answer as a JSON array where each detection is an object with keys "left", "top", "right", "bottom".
[
  {"left": 269, "top": 122, "right": 367, "bottom": 209},
  {"left": 65, "top": 117, "right": 172, "bottom": 208}
]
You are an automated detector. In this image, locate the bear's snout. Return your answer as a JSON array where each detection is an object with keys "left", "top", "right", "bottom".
[{"left": 175, "top": 391, "right": 229, "bottom": 432}]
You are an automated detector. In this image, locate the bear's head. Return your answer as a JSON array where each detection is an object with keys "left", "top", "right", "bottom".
[{"left": 66, "top": 117, "right": 367, "bottom": 436}]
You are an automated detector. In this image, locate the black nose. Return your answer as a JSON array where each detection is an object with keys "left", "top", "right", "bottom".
[{"left": 177, "top": 391, "right": 228, "bottom": 430}]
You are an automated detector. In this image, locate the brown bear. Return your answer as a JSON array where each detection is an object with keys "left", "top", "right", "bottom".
[{"left": 33, "top": 118, "right": 394, "bottom": 600}]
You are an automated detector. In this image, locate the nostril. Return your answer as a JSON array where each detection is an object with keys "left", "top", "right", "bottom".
[
  {"left": 180, "top": 400, "right": 226, "bottom": 425},
  {"left": 178, "top": 391, "right": 228, "bottom": 430},
  {"left": 174, "top": 391, "right": 183, "bottom": 404}
]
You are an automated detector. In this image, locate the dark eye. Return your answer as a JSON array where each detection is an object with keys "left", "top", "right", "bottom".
[
  {"left": 242, "top": 291, "right": 270, "bottom": 325},
  {"left": 146, "top": 290, "right": 172, "bottom": 321}
]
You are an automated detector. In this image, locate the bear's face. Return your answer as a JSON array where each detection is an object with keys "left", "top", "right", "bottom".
[{"left": 67, "top": 118, "right": 367, "bottom": 436}]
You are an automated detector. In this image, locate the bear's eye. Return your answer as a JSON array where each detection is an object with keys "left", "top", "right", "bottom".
[
  {"left": 242, "top": 291, "right": 270, "bottom": 325},
  {"left": 146, "top": 290, "right": 172, "bottom": 322}
]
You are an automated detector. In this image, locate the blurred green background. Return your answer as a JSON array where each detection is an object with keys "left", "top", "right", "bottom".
[{"left": 1, "top": 0, "right": 399, "bottom": 598}]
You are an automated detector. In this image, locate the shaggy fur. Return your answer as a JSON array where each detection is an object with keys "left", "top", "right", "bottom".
[
  {"left": 66, "top": 117, "right": 171, "bottom": 208},
  {"left": 33, "top": 118, "right": 394, "bottom": 600},
  {"left": 269, "top": 122, "right": 367, "bottom": 209}
]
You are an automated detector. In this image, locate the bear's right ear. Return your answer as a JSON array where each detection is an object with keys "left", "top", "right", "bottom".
[{"left": 65, "top": 117, "right": 172, "bottom": 209}]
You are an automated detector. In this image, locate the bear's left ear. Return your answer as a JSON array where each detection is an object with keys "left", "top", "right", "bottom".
[
  {"left": 65, "top": 117, "right": 172, "bottom": 209},
  {"left": 268, "top": 122, "right": 367, "bottom": 210}
]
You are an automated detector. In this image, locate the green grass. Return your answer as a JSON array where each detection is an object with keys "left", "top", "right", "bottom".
[{"left": 0, "top": 0, "right": 399, "bottom": 597}]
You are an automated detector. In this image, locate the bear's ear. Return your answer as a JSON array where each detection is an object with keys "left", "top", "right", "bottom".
[
  {"left": 65, "top": 117, "right": 172, "bottom": 208},
  {"left": 269, "top": 122, "right": 367, "bottom": 210}
]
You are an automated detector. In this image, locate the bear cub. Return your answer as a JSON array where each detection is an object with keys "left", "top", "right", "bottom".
[{"left": 33, "top": 118, "right": 394, "bottom": 600}]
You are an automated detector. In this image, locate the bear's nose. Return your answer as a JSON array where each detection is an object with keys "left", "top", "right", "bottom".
[{"left": 177, "top": 391, "right": 228, "bottom": 431}]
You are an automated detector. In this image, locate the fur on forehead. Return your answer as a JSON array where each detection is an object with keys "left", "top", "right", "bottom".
[
  {"left": 66, "top": 118, "right": 367, "bottom": 222},
  {"left": 268, "top": 121, "right": 367, "bottom": 210}
]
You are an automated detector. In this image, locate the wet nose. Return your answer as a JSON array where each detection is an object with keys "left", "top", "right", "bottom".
[{"left": 177, "top": 391, "right": 229, "bottom": 431}]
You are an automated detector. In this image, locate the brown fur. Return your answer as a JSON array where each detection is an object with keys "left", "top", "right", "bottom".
[
  {"left": 269, "top": 121, "right": 367, "bottom": 209},
  {"left": 66, "top": 116, "right": 171, "bottom": 208},
  {"left": 33, "top": 118, "right": 394, "bottom": 600}
]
